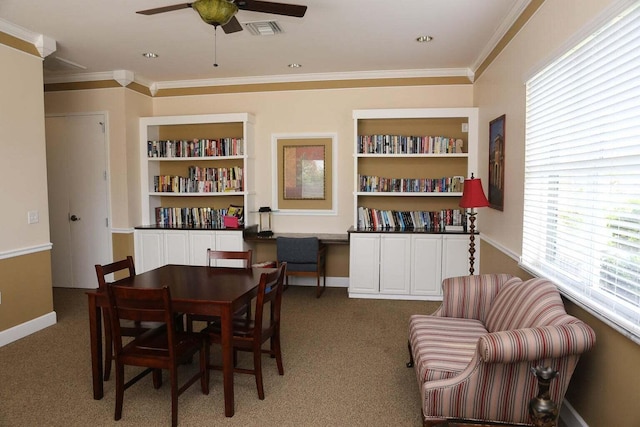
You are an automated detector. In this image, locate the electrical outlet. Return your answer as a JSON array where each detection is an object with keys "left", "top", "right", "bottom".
[
  {"left": 28, "top": 210, "right": 39, "bottom": 224},
  {"left": 461, "top": 123, "right": 469, "bottom": 132}
]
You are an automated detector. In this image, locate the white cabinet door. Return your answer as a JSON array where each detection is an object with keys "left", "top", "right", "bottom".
[
  {"left": 215, "top": 231, "right": 246, "bottom": 267},
  {"left": 189, "top": 231, "right": 216, "bottom": 266},
  {"left": 442, "top": 235, "right": 471, "bottom": 280},
  {"left": 164, "top": 230, "right": 190, "bottom": 265},
  {"left": 135, "top": 230, "right": 164, "bottom": 273},
  {"left": 379, "top": 234, "right": 411, "bottom": 295},
  {"left": 411, "top": 235, "right": 443, "bottom": 296},
  {"left": 349, "top": 234, "right": 380, "bottom": 294}
]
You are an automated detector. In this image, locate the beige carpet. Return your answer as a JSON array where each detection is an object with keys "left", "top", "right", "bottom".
[{"left": 0, "top": 286, "right": 439, "bottom": 427}]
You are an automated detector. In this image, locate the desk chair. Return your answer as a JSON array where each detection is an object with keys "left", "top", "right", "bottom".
[
  {"left": 276, "top": 237, "right": 327, "bottom": 298},
  {"left": 106, "top": 285, "right": 209, "bottom": 427},
  {"left": 185, "top": 249, "right": 253, "bottom": 333},
  {"left": 204, "top": 262, "right": 287, "bottom": 400}
]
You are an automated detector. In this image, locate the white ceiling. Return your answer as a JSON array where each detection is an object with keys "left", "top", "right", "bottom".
[{"left": 0, "top": 0, "right": 530, "bottom": 86}]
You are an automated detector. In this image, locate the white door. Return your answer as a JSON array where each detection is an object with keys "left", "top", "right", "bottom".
[
  {"left": 411, "top": 235, "right": 443, "bottom": 296},
  {"left": 46, "top": 114, "right": 111, "bottom": 289},
  {"left": 348, "top": 234, "right": 380, "bottom": 294}
]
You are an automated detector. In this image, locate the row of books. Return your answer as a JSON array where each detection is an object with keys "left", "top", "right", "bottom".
[
  {"left": 147, "top": 138, "right": 244, "bottom": 158},
  {"left": 153, "top": 166, "right": 243, "bottom": 193},
  {"left": 155, "top": 207, "right": 238, "bottom": 228},
  {"left": 358, "top": 134, "right": 464, "bottom": 155},
  {"left": 357, "top": 206, "right": 467, "bottom": 231},
  {"left": 359, "top": 175, "right": 464, "bottom": 193}
]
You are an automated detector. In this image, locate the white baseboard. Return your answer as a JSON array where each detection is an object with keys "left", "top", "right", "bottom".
[
  {"left": 285, "top": 276, "right": 349, "bottom": 288},
  {"left": 560, "top": 399, "right": 589, "bottom": 427},
  {"left": 0, "top": 311, "right": 57, "bottom": 347}
]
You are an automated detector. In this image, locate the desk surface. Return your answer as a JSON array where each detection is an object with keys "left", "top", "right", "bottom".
[{"left": 243, "top": 231, "right": 349, "bottom": 245}]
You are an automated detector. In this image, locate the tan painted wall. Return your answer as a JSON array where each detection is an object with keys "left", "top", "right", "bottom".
[
  {"left": 151, "top": 85, "right": 474, "bottom": 233},
  {"left": 0, "top": 43, "right": 53, "bottom": 331},
  {"left": 475, "top": 1, "right": 640, "bottom": 425}
]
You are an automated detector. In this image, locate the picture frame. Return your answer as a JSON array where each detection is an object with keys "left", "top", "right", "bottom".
[{"left": 489, "top": 114, "right": 505, "bottom": 211}]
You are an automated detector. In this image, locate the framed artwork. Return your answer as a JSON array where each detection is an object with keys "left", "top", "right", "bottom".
[
  {"left": 271, "top": 133, "right": 337, "bottom": 214},
  {"left": 283, "top": 145, "right": 325, "bottom": 200},
  {"left": 489, "top": 114, "right": 505, "bottom": 211}
]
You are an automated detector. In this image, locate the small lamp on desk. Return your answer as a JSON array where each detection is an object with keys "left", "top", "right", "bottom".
[
  {"left": 459, "top": 173, "right": 490, "bottom": 275},
  {"left": 258, "top": 207, "right": 274, "bottom": 237}
]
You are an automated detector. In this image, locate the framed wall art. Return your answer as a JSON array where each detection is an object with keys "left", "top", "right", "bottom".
[
  {"left": 272, "top": 133, "right": 337, "bottom": 214},
  {"left": 489, "top": 114, "right": 505, "bottom": 211}
]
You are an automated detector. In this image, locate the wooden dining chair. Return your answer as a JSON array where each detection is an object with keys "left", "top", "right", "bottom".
[
  {"left": 185, "top": 249, "right": 253, "bottom": 333},
  {"left": 95, "top": 256, "right": 149, "bottom": 381},
  {"left": 106, "top": 284, "right": 209, "bottom": 427},
  {"left": 203, "top": 262, "right": 287, "bottom": 400}
]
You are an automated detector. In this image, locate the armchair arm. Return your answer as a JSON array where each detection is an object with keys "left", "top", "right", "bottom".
[
  {"left": 432, "top": 274, "right": 516, "bottom": 322},
  {"left": 478, "top": 322, "right": 596, "bottom": 363}
]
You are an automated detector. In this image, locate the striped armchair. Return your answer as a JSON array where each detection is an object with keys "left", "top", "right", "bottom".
[{"left": 408, "top": 274, "right": 596, "bottom": 427}]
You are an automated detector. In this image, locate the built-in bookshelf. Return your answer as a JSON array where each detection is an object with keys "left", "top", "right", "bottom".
[
  {"left": 135, "top": 113, "right": 254, "bottom": 273},
  {"left": 349, "top": 108, "right": 479, "bottom": 300},
  {"left": 138, "top": 113, "right": 255, "bottom": 229}
]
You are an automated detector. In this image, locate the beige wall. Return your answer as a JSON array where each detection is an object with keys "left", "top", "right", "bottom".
[
  {"left": 0, "top": 43, "right": 53, "bottom": 330},
  {"left": 151, "top": 85, "right": 474, "bottom": 233},
  {"left": 475, "top": 1, "right": 640, "bottom": 426}
]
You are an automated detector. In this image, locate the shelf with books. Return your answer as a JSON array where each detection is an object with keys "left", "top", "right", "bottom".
[
  {"left": 349, "top": 108, "right": 479, "bottom": 300},
  {"left": 139, "top": 113, "right": 255, "bottom": 230}
]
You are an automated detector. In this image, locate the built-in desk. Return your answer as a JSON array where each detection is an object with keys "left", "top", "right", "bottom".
[
  {"left": 243, "top": 229, "right": 349, "bottom": 245},
  {"left": 243, "top": 226, "right": 350, "bottom": 282}
]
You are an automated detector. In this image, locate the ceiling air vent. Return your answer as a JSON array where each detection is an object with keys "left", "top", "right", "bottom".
[{"left": 243, "top": 21, "right": 283, "bottom": 36}]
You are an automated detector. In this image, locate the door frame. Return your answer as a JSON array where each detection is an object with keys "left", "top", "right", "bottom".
[{"left": 45, "top": 111, "right": 113, "bottom": 285}]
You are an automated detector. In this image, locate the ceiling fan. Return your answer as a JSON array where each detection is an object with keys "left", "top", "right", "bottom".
[{"left": 136, "top": 0, "right": 308, "bottom": 34}]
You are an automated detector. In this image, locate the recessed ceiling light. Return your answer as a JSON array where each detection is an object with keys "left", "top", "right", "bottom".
[
  {"left": 142, "top": 52, "right": 159, "bottom": 59},
  {"left": 288, "top": 63, "right": 302, "bottom": 68},
  {"left": 416, "top": 35, "right": 433, "bottom": 43}
]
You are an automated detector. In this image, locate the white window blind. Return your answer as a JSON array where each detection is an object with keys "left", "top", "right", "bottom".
[{"left": 523, "top": 1, "right": 640, "bottom": 343}]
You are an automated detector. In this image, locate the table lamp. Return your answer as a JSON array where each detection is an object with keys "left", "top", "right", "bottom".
[
  {"left": 258, "top": 207, "right": 273, "bottom": 237},
  {"left": 459, "top": 173, "right": 490, "bottom": 275}
]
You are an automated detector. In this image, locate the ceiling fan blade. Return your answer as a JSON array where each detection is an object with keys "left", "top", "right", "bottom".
[
  {"left": 237, "top": 0, "right": 307, "bottom": 18},
  {"left": 222, "top": 16, "right": 243, "bottom": 33},
  {"left": 136, "top": 3, "right": 193, "bottom": 15}
]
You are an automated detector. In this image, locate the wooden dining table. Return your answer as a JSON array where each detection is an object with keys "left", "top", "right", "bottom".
[{"left": 87, "top": 264, "right": 275, "bottom": 417}]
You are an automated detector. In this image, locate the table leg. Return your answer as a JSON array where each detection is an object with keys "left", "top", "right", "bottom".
[
  {"left": 221, "top": 306, "right": 235, "bottom": 417},
  {"left": 88, "top": 293, "right": 104, "bottom": 400}
]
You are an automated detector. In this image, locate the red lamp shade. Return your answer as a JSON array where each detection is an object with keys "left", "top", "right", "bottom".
[{"left": 459, "top": 177, "right": 490, "bottom": 208}]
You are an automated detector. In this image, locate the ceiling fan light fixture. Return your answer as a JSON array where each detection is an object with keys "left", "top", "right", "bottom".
[{"left": 193, "top": 0, "right": 238, "bottom": 26}]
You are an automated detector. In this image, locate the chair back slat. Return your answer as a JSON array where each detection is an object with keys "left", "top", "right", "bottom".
[
  {"left": 253, "top": 263, "right": 286, "bottom": 333},
  {"left": 106, "top": 285, "right": 175, "bottom": 356},
  {"left": 207, "top": 249, "right": 252, "bottom": 268},
  {"left": 95, "top": 256, "right": 136, "bottom": 289}
]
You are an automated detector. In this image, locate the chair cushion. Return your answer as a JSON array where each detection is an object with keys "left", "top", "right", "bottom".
[
  {"left": 409, "top": 315, "right": 487, "bottom": 382},
  {"left": 277, "top": 237, "right": 319, "bottom": 264},
  {"left": 485, "top": 278, "right": 568, "bottom": 333}
]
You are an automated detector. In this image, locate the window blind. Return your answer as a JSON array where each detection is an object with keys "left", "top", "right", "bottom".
[{"left": 522, "top": 1, "right": 640, "bottom": 342}]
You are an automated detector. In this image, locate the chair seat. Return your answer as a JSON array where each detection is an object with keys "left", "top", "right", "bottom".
[
  {"left": 122, "top": 327, "right": 202, "bottom": 362},
  {"left": 286, "top": 263, "right": 318, "bottom": 273},
  {"left": 409, "top": 315, "right": 487, "bottom": 382}
]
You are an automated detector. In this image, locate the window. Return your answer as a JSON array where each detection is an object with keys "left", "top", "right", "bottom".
[{"left": 522, "top": 1, "right": 640, "bottom": 343}]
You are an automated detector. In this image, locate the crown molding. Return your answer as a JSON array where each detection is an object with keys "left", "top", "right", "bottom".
[
  {"left": 470, "top": 0, "right": 532, "bottom": 73},
  {"left": 0, "top": 18, "right": 55, "bottom": 57},
  {"left": 153, "top": 68, "right": 473, "bottom": 90}
]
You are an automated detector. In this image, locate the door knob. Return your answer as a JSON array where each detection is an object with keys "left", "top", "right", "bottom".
[{"left": 70, "top": 214, "right": 81, "bottom": 222}]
